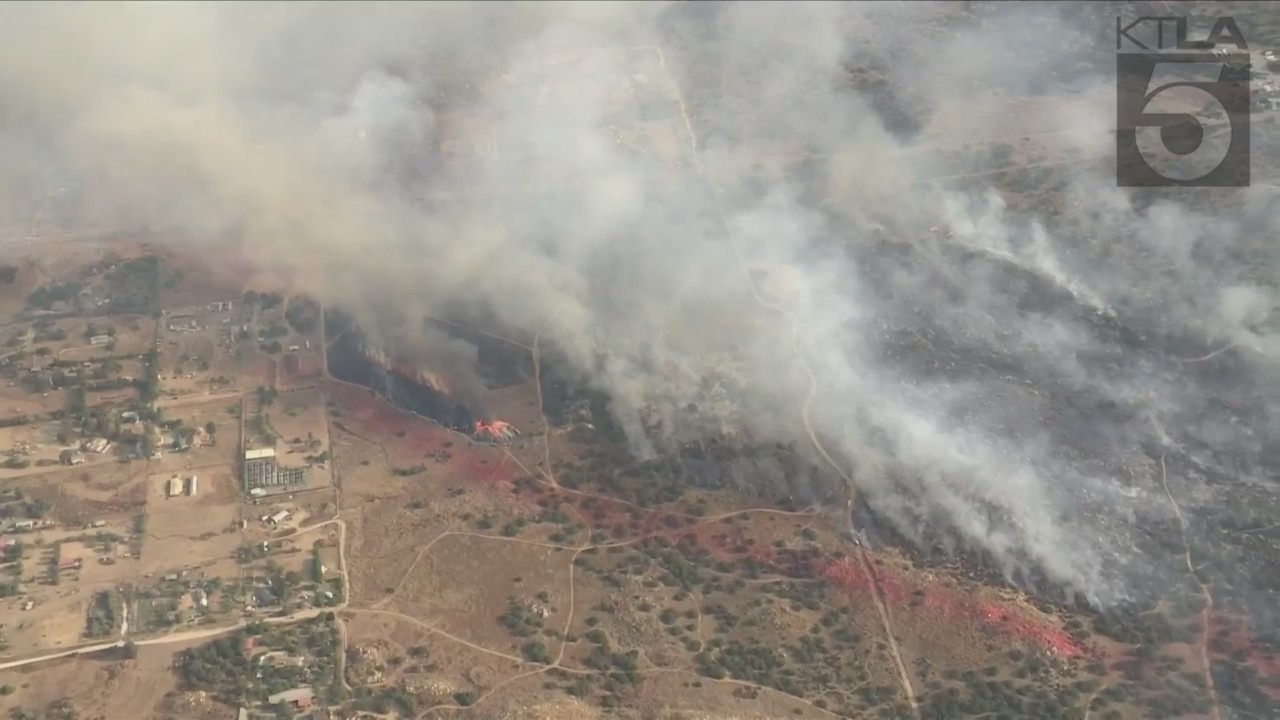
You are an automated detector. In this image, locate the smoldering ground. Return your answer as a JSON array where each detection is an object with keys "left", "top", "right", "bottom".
[{"left": 0, "top": 2, "right": 1276, "bottom": 607}]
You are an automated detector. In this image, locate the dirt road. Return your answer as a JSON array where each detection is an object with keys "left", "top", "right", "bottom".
[{"left": 0, "top": 518, "right": 349, "bottom": 672}]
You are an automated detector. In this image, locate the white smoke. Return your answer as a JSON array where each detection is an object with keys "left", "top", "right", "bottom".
[{"left": 0, "top": 1, "right": 1275, "bottom": 603}]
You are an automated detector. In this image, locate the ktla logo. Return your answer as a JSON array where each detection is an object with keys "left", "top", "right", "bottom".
[{"left": 1115, "top": 16, "right": 1250, "bottom": 187}]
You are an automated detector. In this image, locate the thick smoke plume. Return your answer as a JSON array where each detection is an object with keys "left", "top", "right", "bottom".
[{"left": 1, "top": 2, "right": 1276, "bottom": 604}]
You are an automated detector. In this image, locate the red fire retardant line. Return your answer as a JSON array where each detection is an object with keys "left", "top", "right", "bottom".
[{"left": 819, "top": 557, "right": 1085, "bottom": 658}]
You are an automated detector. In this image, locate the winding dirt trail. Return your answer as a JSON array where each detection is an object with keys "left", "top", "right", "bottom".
[
  {"left": 654, "top": 44, "right": 920, "bottom": 718},
  {"left": 359, "top": 527, "right": 843, "bottom": 719},
  {"left": 1158, "top": 450, "right": 1223, "bottom": 720}
]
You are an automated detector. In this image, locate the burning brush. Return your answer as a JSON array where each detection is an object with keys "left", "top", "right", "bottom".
[{"left": 473, "top": 419, "right": 520, "bottom": 444}]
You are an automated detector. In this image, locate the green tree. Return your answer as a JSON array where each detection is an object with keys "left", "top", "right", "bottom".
[{"left": 521, "top": 641, "right": 550, "bottom": 664}]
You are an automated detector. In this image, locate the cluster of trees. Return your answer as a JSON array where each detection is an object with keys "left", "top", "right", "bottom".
[
  {"left": 26, "top": 362, "right": 138, "bottom": 396},
  {"left": 498, "top": 599, "right": 546, "bottom": 638},
  {"left": 349, "top": 686, "right": 418, "bottom": 717},
  {"left": 32, "top": 321, "right": 67, "bottom": 343},
  {"left": 284, "top": 295, "right": 321, "bottom": 334},
  {"left": 5, "top": 699, "right": 79, "bottom": 720},
  {"left": 26, "top": 281, "right": 83, "bottom": 311},
  {"left": 1092, "top": 604, "right": 1177, "bottom": 646},
  {"left": 177, "top": 615, "right": 341, "bottom": 706},
  {"left": 521, "top": 640, "right": 551, "bottom": 664},
  {"left": 0, "top": 264, "right": 17, "bottom": 284},
  {"left": 310, "top": 548, "right": 326, "bottom": 584},
  {"left": 82, "top": 322, "right": 116, "bottom": 341},
  {"left": 139, "top": 348, "right": 160, "bottom": 404},
  {"left": 256, "top": 385, "right": 278, "bottom": 406},
  {"left": 244, "top": 290, "right": 284, "bottom": 311},
  {"left": 235, "top": 543, "right": 269, "bottom": 564},
  {"left": 175, "top": 633, "right": 253, "bottom": 703},
  {"left": 0, "top": 415, "right": 31, "bottom": 429},
  {"left": 2, "top": 540, "right": 22, "bottom": 563},
  {"left": 0, "top": 496, "right": 51, "bottom": 520},
  {"left": 543, "top": 627, "right": 643, "bottom": 707},
  {"left": 695, "top": 642, "right": 787, "bottom": 688},
  {"left": 260, "top": 323, "right": 289, "bottom": 340},
  {"left": 84, "top": 590, "right": 119, "bottom": 638},
  {"left": 103, "top": 255, "right": 175, "bottom": 315}
]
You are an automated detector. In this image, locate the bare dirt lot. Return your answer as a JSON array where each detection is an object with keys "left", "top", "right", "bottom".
[
  {"left": 142, "top": 465, "right": 242, "bottom": 575},
  {"left": 234, "top": 349, "right": 277, "bottom": 390},
  {"left": 55, "top": 315, "right": 155, "bottom": 362},
  {"left": 4, "top": 463, "right": 147, "bottom": 527},
  {"left": 279, "top": 346, "right": 324, "bottom": 386},
  {"left": 266, "top": 386, "right": 334, "bottom": 491},
  {"left": 0, "top": 420, "right": 82, "bottom": 477},
  {"left": 0, "top": 382, "right": 59, "bottom": 421},
  {"left": 386, "top": 533, "right": 576, "bottom": 656},
  {"left": 258, "top": 523, "right": 341, "bottom": 578},
  {"left": 58, "top": 538, "right": 138, "bottom": 587},
  {"left": 0, "top": 638, "right": 223, "bottom": 720},
  {"left": 0, "top": 588, "right": 91, "bottom": 656}
]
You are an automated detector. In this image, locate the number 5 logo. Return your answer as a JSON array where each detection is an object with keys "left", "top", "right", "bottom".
[{"left": 1116, "top": 52, "right": 1251, "bottom": 187}]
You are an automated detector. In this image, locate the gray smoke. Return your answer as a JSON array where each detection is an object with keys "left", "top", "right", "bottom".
[{"left": 1, "top": 1, "right": 1276, "bottom": 603}]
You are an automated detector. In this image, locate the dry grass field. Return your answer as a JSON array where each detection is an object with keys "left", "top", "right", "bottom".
[
  {"left": 0, "top": 638, "right": 225, "bottom": 720},
  {"left": 141, "top": 466, "right": 242, "bottom": 575},
  {"left": 7, "top": 463, "right": 147, "bottom": 527},
  {"left": 1, "top": 590, "right": 91, "bottom": 657}
]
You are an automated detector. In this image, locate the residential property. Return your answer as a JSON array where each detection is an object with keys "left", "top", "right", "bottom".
[
  {"left": 166, "top": 475, "right": 183, "bottom": 498},
  {"left": 267, "top": 686, "right": 314, "bottom": 711},
  {"left": 89, "top": 334, "right": 112, "bottom": 346},
  {"left": 186, "top": 475, "right": 198, "bottom": 496},
  {"left": 267, "top": 510, "right": 291, "bottom": 525},
  {"left": 59, "top": 449, "right": 86, "bottom": 466},
  {"left": 83, "top": 437, "right": 112, "bottom": 454},
  {"left": 260, "top": 651, "right": 307, "bottom": 668}
]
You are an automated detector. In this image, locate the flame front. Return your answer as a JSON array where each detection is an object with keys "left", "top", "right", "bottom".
[
  {"left": 360, "top": 344, "right": 452, "bottom": 395},
  {"left": 473, "top": 419, "right": 520, "bottom": 443}
]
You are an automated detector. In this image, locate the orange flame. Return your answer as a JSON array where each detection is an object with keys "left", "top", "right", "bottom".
[{"left": 473, "top": 419, "right": 520, "bottom": 443}]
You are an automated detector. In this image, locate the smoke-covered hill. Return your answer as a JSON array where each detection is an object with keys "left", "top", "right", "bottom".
[{"left": 0, "top": 2, "right": 1275, "bottom": 614}]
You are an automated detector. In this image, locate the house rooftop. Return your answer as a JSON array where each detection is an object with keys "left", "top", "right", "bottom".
[
  {"left": 244, "top": 447, "right": 276, "bottom": 461},
  {"left": 267, "top": 686, "right": 315, "bottom": 705}
]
